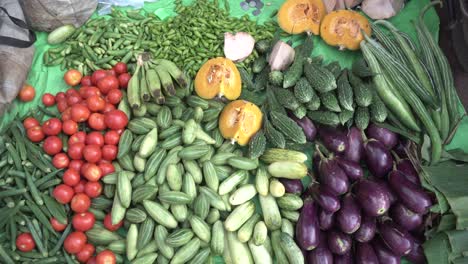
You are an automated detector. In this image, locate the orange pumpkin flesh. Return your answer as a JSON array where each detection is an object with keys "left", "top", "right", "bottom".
[
  {"left": 278, "top": 0, "right": 327, "bottom": 35},
  {"left": 219, "top": 100, "right": 263, "bottom": 146},
  {"left": 194, "top": 57, "right": 242, "bottom": 100},
  {"left": 320, "top": 10, "right": 371, "bottom": 50}
]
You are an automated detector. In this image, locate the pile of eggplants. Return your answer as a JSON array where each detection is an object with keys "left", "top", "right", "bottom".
[{"left": 291, "top": 117, "right": 432, "bottom": 264}]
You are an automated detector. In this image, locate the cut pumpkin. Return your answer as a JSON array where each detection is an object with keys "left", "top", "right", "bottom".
[{"left": 278, "top": 0, "right": 327, "bottom": 35}]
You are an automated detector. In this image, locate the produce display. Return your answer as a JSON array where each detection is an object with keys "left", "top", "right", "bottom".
[{"left": 2, "top": 0, "right": 468, "bottom": 264}]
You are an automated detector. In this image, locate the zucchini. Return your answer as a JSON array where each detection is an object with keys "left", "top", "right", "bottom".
[
  {"left": 337, "top": 70, "right": 354, "bottom": 111},
  {"left": 304, "top": 59, "right": 337, "bottom": 93},
  {"left": 320, "top": 91, "right": 341, "bottom": 112},
  {"left": 293, "top": 77, "right": 315, "bottom": 103},
  {"left": 269, "top": 111, "right": 306, "bottom": 144}
]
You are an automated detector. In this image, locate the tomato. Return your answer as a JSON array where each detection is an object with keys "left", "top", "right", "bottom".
[
  {"left": 69, "top": 131, "right": 86, "bottom": 145},
  {"left": 42, "top": 93, "right": 56, "bottom": 106},
  {"left": 101, "top": 103, "right": 116, "bottom": 114},
  {"left": 56, "top": 92, "right": 66, "bottom": 101},
  {"left": 76, "top": 243, "right": 95, "bottom": 263},
  {"left": 23, "top": 117, "right": 39, "bottom": 130},
  {"left": 104, "top": 131, "right": 120, "bottom": 145},
  {"left": 91, "top": 70, "right": 108, "bottom": 85},
  {"left": 99, "top": 162, "right": 115, "bottom": 176},
  {"left": 52, "top": 153, "right": 70, "bottom": 169},
  {"left": 61, "top": 107, "right": 72, "bottom": 121},
  {"left": 104, "top": 110, "right": 128, "bottom": 130},
  {"left": 71, "top": 193, "right": 91, "bottom": 213},
  {"left": 63, "top": 168, "right": 81, "bottom": 187},
  {"left": 83, "top": 145, "right": 102, "bottom": 163},
  {"left": 57, "top": 100, "right": 69, "bottom": 113},
  {"left": 16, "top": 233, "right": 35, "bottom": 252},
  {"left": 82, "top": 163, "right": 103, "bottom": 182},
  {"left": 62, "top": 120, "right": 78, "bottom": 135},
  {"left": 66, "top": 88, "right": 80, "bottom": 98},
  {"left": 71, "top": 104, "right": 91, "bottom": 123},
  {"left": 106, "top": 89, "right": 123, "bottom": 105},
  {"left": 26, "top": 126, "right": 45, "bottom": 142},
  {"left": 106, "top": 69, "right": 117, "bottom": 77},
  {"left": 64, "top": 69, "right": 83, "bottom": 86},
  {"left": 67, "top": 94, "right": 82, "bottom": 106},
  {"left": 86, "top": 132, "right": 104, "bottom": 146},
  {"left": 96, "top": 250, "right": 116, "bottom": 264},
  {"left": 113, "top": 62, "right": 128, "bottom": 75},
  {"left": 79, "top": 86, "right": 101, "bottom": 99},
  {"left": 72, "top": 212, "right": 95, "bottom": 232},
  {"left": 53, "top": 184, "right": 75, "bottom": 204},
  {"left": 69, "top": 160, "right": 84, "bottom": 172},
  {"left": 84, "top": 181, "right": 102, "bottom": 198},
  {"left": 81, "top": 76, "right": 93, "bottom": 87},
  {"left": 101, "top": 145, "right": 117, "bottom": 161},
  {"left": 87, "top": 257, "right": 97, "bottom": 264},
  {"left": 97, "top": 76, "right": 119, "bottom": 95},
  {"left": 64, "top": 231, "right": 87, "bottom": 254},
  {"left": 18, "top": 84, "right": 35, "bottom": 102},
  {"left": 103, "top": 214, "right": 122, "bottom": 231},
  {"left": 87, "top": 95, "right": 106, "bottom": 112},
  {"left": 50, "top": 217, "right": 68, "bottom": 232},
  {"left": 118, "top": 73, "right": 131, "bottom": 89},
  {"left": 42, "top": 118, "right": 62, "bottom": 136},
  {"left": 74, "top": 179, "right": 87, "bottom": 193},
  {"left": 88, "top": 113, "right": 106, "bottom": 131},
  {"left": 43, "top": 136, "right": 63, "bottom": 155},
  {"left": 115, "top": 129, "right": 124, "bottom": 135}
]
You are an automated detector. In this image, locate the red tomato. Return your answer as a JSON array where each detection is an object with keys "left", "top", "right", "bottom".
[
  {"left": 52, "top": 153, "right": 70, "bottom": 169},
  {"left": 64, "top": 231, "right": 87, "bottom": 254},
  {"left": 96, "top": 250, "right": 116, "bottom": 264},
  {"left": 106, "top": 89, "right": 123, "bottom": 105},
  {"left": 18, "top": 84, "right": 35, "bottom": 102},
  {"left": 57, "top": 100, "right": 69, "bottom": 113},
  {"left": 103, "top": 214, "right": 123, "bottom": 231},
  {"left": 71, "top": 193, "right": 91, "bottom": 213},
  {"left": 115, "top": 129, "right": 124, "bottom": 135},
  {"left": 64, "top": 69, "right": 83, "bottom": 86},
  {"left": 91, "top": 70, "right": 108, "bottom": 85},
  {"left": 53, "top": 184, "right": 75, "bottom": 204},
  {"left": 63, "top": 168, "right": 81, "bottom": 187},
  {"left": 26, "top": 126, "right": 45, "bottom": 142},
  {"left": 83, "top": 145, "right": 102, "bottom": 163},
  {"left": 43, "top": 136, "right": 63, "bottom": 155},
  {"left": 106, "top": 69, "right": 117, "bottom": 77},
  {"left": 87, "top": 95, "right": 106, "bottom": 112},
  {"left": 79, "top": 86, "right": 101, "bottom": 99},
  {"left": 101, "top": 145, "right": 117, "bottom": 161},
  {"left": 74, "top": 179, "right": 87, "bottom": 193},
  {"left": 42, "top": 93, "right": 56, "bottom": 106},
  {"left": 69, "top": 160, "right": 84, "bottom": 172},
  {"left": 56, "top": 92, "right": 66, "bottom": 101},
  {"left": 66, "top": 89, "right": 80, "bottom": 98},
  {"left": 23, "top": 117, "right": 39, "bottom": 130},
  {"left": 86, "top": 132, "right": 104, "bottom": 146},
  {"left": 104, "top": 131, "right": 120, "bottom": 145},
  {"left": 88, "top": 113, "right": 107, "bottom": 131},
  {"left": 72, "top": 212, "right": 95, "bottom": 232},
  {"left": 118, "top": 73, "right": 131, "bottom": 89},
  {"left": 85, "top": 181, "right": 102, "bottom": 198},
  {"left": 67, "top": 95, "right": 82, "bottom": 106},
  {"left": 62, "top": 120, "right": 78, "bottom": 135},
  {"left": 113, "top": 62, "right": 128, "bottom": 75},
  {"left": 97, "top": 76, "right": 119, "bottom": 95},
  {"left": 81, "top": 76, "right": 93, "bottom": 87},
  {"left": 71, "top": 104, "right": 91, "bottom": 123},
  {"left": 16, "top": 233, "right": 35, "bottom": 252},
  {"left": 50, "top": 217, "right": 68, "bottom": 232},
  {"left": 87, "top": 257, "right": 97, "bottom": 264},
  {"left": 61, "top": 108, "right": 72, "bottom": 122},
  {"left": 76, "top": 243, "right": 95, "bottom": 263},
  {"left": 99, "top": 162, "right": 115, "bottom": 176},
  {"left": 104, "top": 110, "right": 128, "bottom": 130},
  {"left": 69, "top": 131, "right": 87, "bottom": 145},
  {"left": 82, "top": 163, "right": 103, "bottom": 182},
  {"left": 42, "top": 118, "right": 62, "bottom": 136},
  {"left": 101, "top": 103, "right": 116, "bottom": 113}
]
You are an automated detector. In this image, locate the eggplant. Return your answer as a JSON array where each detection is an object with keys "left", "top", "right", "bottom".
[
  {"left": 388, "top": 170, "right": 432, "bottom": 214},
  {"left": 355, "top": 242, "right": 379, "bottom": 264},
  {"left": 337, "top": 193, "right": 361, "bottom": 234},
  {"left": 393, "top": 139, "right": 409, "bottom": 158},
  {"left": 344, "top": 127, "right": 364, "bottom": 162},
  {"left": 355, "top": 179, "right": 391, "bottom": 217},
  {"left": 373, "top": 237, "right": 401, "bottom": 264},
  {"left": 364, "top": 139, "right": 393, "bottom": 177},
  {"left": 308, "top": 247, "right": 333, "bottom": 264},
  {"left": 319, "top": 158, "right": 349, "bottom": 195},
  {"left": 296, "top": 198, "right": 320, "bottom": 250},
  {"left": 319, "top": 209, "right": 335, "bottom": 231},
  {"left": 309, "top": 185, "right": 341, "bottom": 213},
  {"left": 396, "top": 159, "right": 420, "bottom": 185},
  {"left": 389, "top": 202, "right": 423, "bottom": 231},
  {"left": 319, "top": 126, "right": 349, "bottom": 154},
  {"left": 279, "top": 178, "right": 303, "bottom": 194},
  {"left": 406, "top": 234, "right": 426, "bottom": 264},
  {"left": 378, "top": 220, "right": 413, "bottom": 256},
  {"left": 336, "top": 157, "right": 364, "bottom": 181},
  {"left": 328, "top": 229, "right": 352, "bottom": 255},
  {"left": 354, "top": 216, "right": 376, "bottom": 243},
  {"left": 334, "top": 251, "right": 354, "bottom": 264},
  {"left": 366, "top": 123, "right": 398, "bottom": 149},
  {"left": 374, "top": 179, "right": 397, "bottom": 205},
  {"left": 313, "top": 152, "right": 321, "bottom": 176},
  {"left": 290, "top": 115, "right": 317, "bottom": 141}
]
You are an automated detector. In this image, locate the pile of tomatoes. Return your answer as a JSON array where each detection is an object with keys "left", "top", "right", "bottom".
[{"left": 21, "top": 63, "right": 131, "bottom": 264}]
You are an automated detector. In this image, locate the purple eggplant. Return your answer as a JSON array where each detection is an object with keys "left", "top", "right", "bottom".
[
  {"left": 366, "top": 123, "right": 398, "bottom": 149},
  {"left": 373, "top": 237, "right": 401, "bottom": 264},
  {"left": 378, "top": 220, "right": 413, "bottom": 256},
  {"left": 344, "top": 127, "right": 364, "bottom": 162},
  {"left": 319, "top": 209, "right": 335, "bottom": 231},
  {"left": 319, "top": 126, "right": 349, "bottom": 154},
  {"left": 337, "top": 194, "right": 361, "bottom": 234},
  {"left": 364, "top": 139, "right": 393, "bottom": 177},
  {"left": 312, "top": 152, "right": 321, "bottom": 176},
  {"left": 290, "top": 115, "right": 317, "bottom": 141},
  {"left": 336, "top": 157, "right": 364, "bottom": 181},
  {"left": 319, "top": 158, "right": 349, "bottom": 195},
  {"left": 406, "top": 234, "right": 427, "bottom": 264},
  {"left": 309, "top": 185, "right": 341, "bottom": 213},
  {"left": 396, "top": 159, "right": 420, "bottom": 185},
  {"left": 389, "top": 202, "right": 423, "bottom": 231},
  {"left": 355, "top": 179, "right": 391, "bottom": 217},
  {"left": 388, "top": 170, "right": 432, "bottom": 214},
  {"left": 279, "top": 179, "right": 303, "bottom": 194},
  {"left": 354, "top": 216, "right": 376, "bottom": 243},
  {"left": 355, "top": 242, "right": 379, "bottom": 264},
  {"left": 335, "top": 251, "right": 354, "bottom": 264},
  {"left": 308, "top": 247, "right": 334, "bottom": 264},
  {"left": 393, "top": 139, "right": 409, "bottom": 158},
  {"left": 296, "top": 198, "right": 320, "bottom": 250},
  {"left": 374, "top": 179, "right": 397, "bottom": 205},
  {"left": 328, "top": 229, "right": 352, "bottom": 255}
]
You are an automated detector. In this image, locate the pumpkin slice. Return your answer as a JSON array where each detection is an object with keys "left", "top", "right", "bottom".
[{"left": 278, "top": 0, "right": 327, "bottom": 35}]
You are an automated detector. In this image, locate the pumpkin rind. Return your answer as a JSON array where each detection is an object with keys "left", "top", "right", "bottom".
[{"left": 278, "top": 0, "right": 327, "bottom": 35}]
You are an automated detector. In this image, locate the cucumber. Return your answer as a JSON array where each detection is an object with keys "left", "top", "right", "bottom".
[
  {"left": 47, "top": 24, "right": 76, "bottom": 44},
  {"left": 337, "top": 70, "right": 355, "bottom": 111},
  {"left": 307, "top": 110, "right": 340, "bottom": 127},
  {"left": 137, "top": 218, "right": 155, "bottom": 250},
  {"left": 248, "top": 130, "right": 266, "bottom": 159},
  {"left": 142, "top": 200, "right": 178, "bottom": 229},
  {"left": 166, "top": 229, "right": 194, "bottom": 248},
  {"left": 226, "top": 231, "right": 254, "bottom": 264},
  {"left": 171, "top": 238, "right": 201, "bottom": 264},
  {"left": 255, "top": 166, "right": 270, "bottom": 196},
  {"left": 260, "top": 148, "right": 308, "bottom": 164},
  {"left": 269, "top": 112, "right": 306, "bottom": 144},
  {"left": 219, "top": 170, "right": 248, "bottom": 196},
  {"left": 293, "top": 77, "right": 315, "bottom": 103},
  {"left": 155, "top": 225, "right": 174, "bottom": 259},
  {"left": 248, "top": 241, "right": 272, "bottom": 264},
  {"left": 211, "top": 221, "right": 225, "bottom": 255},
  {"left": 188, "top": 248, "right": 210, "bottom": 264},
  {"left": 279, "top": 233, "right": 304, "bottom": 264},
  {"left": 259, "top": 194, "right": 282, "bottom": 230},
  {"left": 320, "top": 91, "right": 342, "bottom": 112},
  {"left": 117, "top": 172, "right": 132, "bottom": 208},
  {"left": 237, "top": 213, "right": 261, "bottom": 243},
  {"left": 253, "top": 221, "right": 268, "bottom": 245},
  {"left": 229, "top": 184, "right": 257, "bottom": 205},
  {"left": 203, "top": 161, "right": 219, "bottom": 192},
  {"left": 276, "top": 194, "right": 304, "bottom": 211},
  {"left": 132, "top": 185, "right": 158, "bottom": 203},
  {"left": 271, "top": 231, "right": 288, "bottom": 264},
  {"left": 126, "top": 208, "right": 147, "bottom": 223},
  {"left": 224, "top": 201, "right": 256, "bottom": 232},
  {"left": 227, "top": 157, "right": 258, "bottom": 170},
  {"left": 189, "top": 215, "right": 211, "bottom": 243},
  {"left": 156, "top": 106, "right": 172, "bottom": 129},
  {"left": 269, "top": 179, "right": 286, "bottom": 198},
  {"left": 193, "top": 194, "right": 210, "bottom": 220},
  {"left": 127, "top": 224, "right": 138, "bottom": 261},
  {"left": 86, "top": 226, "right": 122, "bottom": 246},
  {"left": 158, "top": 191, "right": 192, "bottom": 205},
  {"left": 304, "top": 59, "right": 337, "bottom": 93},
  {"left": 268, "top": 161, "right": 307, "bottom": 179},
  {"left": 281, "top": 219, "right": 295, "bottom": 238}
]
